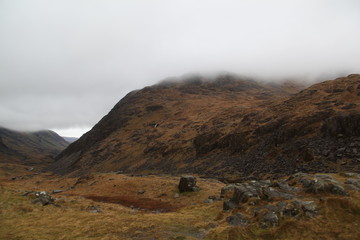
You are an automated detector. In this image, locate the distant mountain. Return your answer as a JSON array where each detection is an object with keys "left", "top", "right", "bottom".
[
  {"left": 0, "top": 127, "right": 69, "bottom": 166},
  {"left": 49, "top": 73, "right": 360, "bottom": 179},
  {"left": 62, "top": 137, "right": 79, "bottom": 143}
]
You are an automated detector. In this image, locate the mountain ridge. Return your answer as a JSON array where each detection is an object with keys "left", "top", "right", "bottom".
[
  {"left": 49, "top": 74, "right": 360, "bottom": 179},
  {"left": 0, "top": 127, "right": 69, "bottom": 166}
]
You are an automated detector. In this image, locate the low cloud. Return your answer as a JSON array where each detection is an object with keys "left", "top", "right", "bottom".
[{"left": 0, "top": 0, "right": 359, "bottom": 136}]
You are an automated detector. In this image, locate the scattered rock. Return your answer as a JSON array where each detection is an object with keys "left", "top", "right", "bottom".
[
  {"left": 174, "top": 193, "right": 180, "bottom": 198},
  {"left": 290, "top": 173, "right": 349, "bottom": 196},
  {"left": 220, "top": 172, "right": 350, "bottom": 228},
  {"left": 52, "top": 190, "right": 63, "bottom": 194},
  {"left": 138, "top": 190, "right": 145, "bottom": 194},
  {"left": 178, "top": 176, "right": 199, "bottom": 193},
  {"left": 86, "top": 205, "right": 101, "bottom": 213}
]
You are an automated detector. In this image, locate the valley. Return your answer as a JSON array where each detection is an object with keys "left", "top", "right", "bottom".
[{"left": 1, "top": 74, "right": 360, "bottom": 239}]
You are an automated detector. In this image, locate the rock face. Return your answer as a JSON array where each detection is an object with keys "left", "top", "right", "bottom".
[
  {"left": 48, "top": 74, "right": 360, "bottom": 178},
  {"left": 221, "top": 172, "right": 360, "bottom": 228},
  {"left": 178, "top": 176, "right": 199, "bottom": 193}
]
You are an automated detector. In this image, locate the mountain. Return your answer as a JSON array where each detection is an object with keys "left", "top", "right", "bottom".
[
  {"left": 0, "top": 127, "right": 69, "bottom": 166},
  {"left": 49, "top": 74, "right": 360, "bottom": 178}
]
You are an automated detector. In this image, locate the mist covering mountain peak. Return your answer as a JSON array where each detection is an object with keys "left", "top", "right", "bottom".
[{"left": 49, "top": 74, "right": 360, "bottom": 179}]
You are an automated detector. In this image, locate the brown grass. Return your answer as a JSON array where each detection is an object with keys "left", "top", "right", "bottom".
[{"left": 2, "top": 172, "right": 360, "bottom": 239}]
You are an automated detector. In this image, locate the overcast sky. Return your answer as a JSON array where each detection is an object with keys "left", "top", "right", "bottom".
[{"left": 1, "top": 0, "right": 360, "bottom": 137}]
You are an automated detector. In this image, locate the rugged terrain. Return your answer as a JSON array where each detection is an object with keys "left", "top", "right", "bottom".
[
  {"left": 49, "top": 74, "right": 360, "bottom": 179},
  {"left": 2, "top": 73, "right": 360, "bottom": 240},
  {"left": 0, "top": 127, "right": 69, "bottom": 169},
  {"left": 1, "top": 170, "right": 360, "bottom": 240}
]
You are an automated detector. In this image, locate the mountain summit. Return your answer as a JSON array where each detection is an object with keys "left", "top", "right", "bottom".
[{"left": 49, "top": 74, "right": 360, "bottom": 179}]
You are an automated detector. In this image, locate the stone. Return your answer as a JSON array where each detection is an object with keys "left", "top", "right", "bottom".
[
  {"left": 283, "top": 204, "right": 301, "bottom": 217},
  {"left": 86, "top": 205, "right": 101, "bottom": 213},
  {"left": 297, "top": 200, "right": 317, "bottom": 212},
  {"left": 178, "top": 176, "right": 198, "bottom": 193},
  {"left": 220, "top": 184, "right": 237, "bottom": 198},
  {"left": 223, "top": 200, "right": 238, "bottom": 211},
  {"left": 174, "top": 193, "right": 180, "bottom": 198},
  {"left": 52, "top": 190, "right": 63, "bottom": 194},
  {"left": 262, "top": 187, "right": 294, "bottom": 200},
  {"left": 231, "top": 184, "right": 260, "bottom": 204},
  {"left": 137, "top": 190, "right": 145, "bottom": 194},
  {"left": 32, "top": 191, "right": 54, "bottom": 206},
  {"left": 226, "top": 213, "right": 249, "bottom": 226},
  {"left": 262, "top": 211, "right": 279, "bottom": 227}
]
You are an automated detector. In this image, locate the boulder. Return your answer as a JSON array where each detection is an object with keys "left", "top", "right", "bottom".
[
  {"left": 226, "top": 213, "right": 249, "bottom": 226},
  {"left": 178, "top": 176, "right": 199, "bottom": 193},
  {"left": 262, "top": 211, "right": 279, "bottom": 227},
  {"left": 220, "top": 184, "right": 237, "bottom": 198},
  {"left": 232, "top": 184, "right": 260, "bottom": 204},
  {"left": 32, "top": 191, "right": 54, "bottom": 206},
  {"left": 223, "top": 200, "right": 238, "bottom": 211},
  {"left": 262, "top": 187, "right": 294, "bottom": 200}
]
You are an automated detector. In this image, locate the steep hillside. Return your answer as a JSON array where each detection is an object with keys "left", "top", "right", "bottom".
[
  {"left": 49, "top": 74, "right": 360, "bottom": 178},
  {"left": 0, "top": 127, "right": 69, "bottom": 166}
]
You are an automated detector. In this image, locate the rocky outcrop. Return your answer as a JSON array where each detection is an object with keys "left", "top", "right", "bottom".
[
  {"left": 321, "top": 114, "right": 360, "bottom": 137},
  {"left": 221, "top": 173, "right": 360, "bottom": 228}
]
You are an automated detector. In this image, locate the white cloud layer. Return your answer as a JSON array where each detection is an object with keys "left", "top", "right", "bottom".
[{"left": 0, "top": 0, "right": 360, "bottom": 136}]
